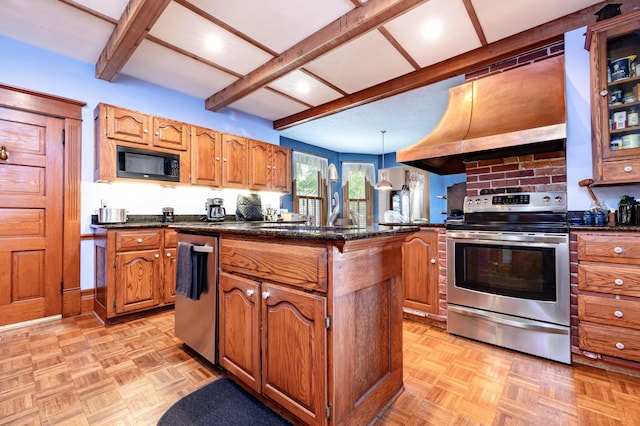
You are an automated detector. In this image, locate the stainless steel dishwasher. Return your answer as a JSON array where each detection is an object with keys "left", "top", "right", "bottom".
[{"left": 175, "top": 232, "right": 218, "bottom": 364}]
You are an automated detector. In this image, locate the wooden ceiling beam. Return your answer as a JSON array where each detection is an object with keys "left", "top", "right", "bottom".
[
  {"left": 95, "top": 0, "right": 171, "bottom": 81},
  {"left": 204, "top": 0, "right": 428, "bottom": 112},
  {"left": 273, "top": 0, "right": 640, "bottom": 130}
]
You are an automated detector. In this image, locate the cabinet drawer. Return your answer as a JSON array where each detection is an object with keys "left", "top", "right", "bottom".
[
  {"left": 116, "top": 230, "right": 162, "bottom": 251},
  {"left": 579, "top": 322, "right": 640, "bottom": 362},
  {"left": 578, "top": 263, "right": 640, "bottom": 296},
  {"left": 220, "top": 238, "right": 327, "bottom": 291},
  {"left": 164, "top": 230, "right": 177, "bottom": 248},
  {"left": 578, "top": 294, "right": 640, "bottom": 330},
  {"left": 577, "top": 233, "right": 640, "bottom": 264},
  {"left": 601, "top": 158, "right": 640, "bottom": 184}
]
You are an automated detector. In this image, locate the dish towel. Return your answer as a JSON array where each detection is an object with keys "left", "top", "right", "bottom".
[{"left": 176, "top": 242, "right": 208, "bottom": 300}]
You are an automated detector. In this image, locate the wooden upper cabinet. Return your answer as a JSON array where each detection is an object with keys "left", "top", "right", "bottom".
[
  {"left": 222, "top": 133, "right": 249, "bottom": 188},
  {"left": 106, "top": 105, "right": 150, "bottom": 145},
  {"left": 586, "top": 10, "right": 640, "bottom": 185},
  {"left": 248, "top": 140, "right": 291, "bottom": 192},
  {"left": 191, "top": 126, "right": 222, "bottom": 186},
  {"left": 153, "top": 117, "right": 188, "bottom": 151}
]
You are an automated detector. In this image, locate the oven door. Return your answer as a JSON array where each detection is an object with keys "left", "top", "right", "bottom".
[{"left": 446, "top": 230, "right": 570, "bottom": 326}]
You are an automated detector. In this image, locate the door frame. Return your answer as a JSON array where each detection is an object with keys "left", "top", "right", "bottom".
[{"left": 0, "top": 83, "right": 85, "bottom": 318}]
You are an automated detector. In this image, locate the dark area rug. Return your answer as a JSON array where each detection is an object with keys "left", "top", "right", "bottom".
[{"left": 158, "top": 378, "right": 291, "bottom": 425}]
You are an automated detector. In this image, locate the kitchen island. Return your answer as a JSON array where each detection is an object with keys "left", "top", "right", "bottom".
[{"left": 171, "top": 222, "right": 418, "bottom": 425}]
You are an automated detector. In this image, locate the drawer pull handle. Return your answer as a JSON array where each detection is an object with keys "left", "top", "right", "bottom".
[
  {"left": 154, "top": 253, "right": 160, "bottom": 258},
  {"left": 614, "top": 247, "right": 624, "bottom": 254},
  {"left": 615, "top": 278, "right": 624, "bottom": 285},
  {"left": 137, "top": 238, "right": 143, "bottom": 243},
  {"left": 166, "top": 252, "right": 171, "bottom": 257},
  {"left": 615, "top": 310, "right": 624, "bottom": 318},
  {"left": 246, "top": 289, "right": 254, "bottom": 297},
  {"left": 624, "top": 166, "right": 633, "bottom": 173},
  {"left": 616, "top": 342, "right": 625, "bottom": 350},
  {"left": 262, "top": 291, "right": 270, "bottom": 299},
  {"left": 600, "top": 89, "right": 609, "bottom": 96}
]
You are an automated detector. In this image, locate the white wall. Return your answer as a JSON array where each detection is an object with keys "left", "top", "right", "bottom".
[{"left": 565, "top": 27, "right": 640, "bottom": 210}]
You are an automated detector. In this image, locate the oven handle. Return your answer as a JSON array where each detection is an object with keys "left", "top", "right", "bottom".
[{"left": 448, "top": 305, "right": 569, "bottom": 335}]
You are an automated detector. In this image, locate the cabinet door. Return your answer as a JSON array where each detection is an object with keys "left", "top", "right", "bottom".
[
  {"left": 106, "top": 105, "right": 150, "bottom": 145},
  {"left": 403, "top": 230, "right": 439, "bottom": 314},
  {"left": 271, "top": 145, "right": 291, "bottom": 193},
  {"left": 163, "top": 247, "right": 176, "bottom": 304},
  {"left": 218, "top": 271, "right": 261, "bottom": 392},
  {"left": 261, "top": 283, "right": 327, "bottom": 425},
  {"left": 152, "top": 117, "right": 188, "bottom": 151},
  {"left": 191, "top": 126, "right": 222, "bottom": 186},
  {"left": 222, "top": 134, "right": 249, "bottom": 188},
  {"left": 115, "top": 250, "right": 161, "bottom": 314},
  {"left": 248, "top": 140, "right": 272, "bottom": 190}
]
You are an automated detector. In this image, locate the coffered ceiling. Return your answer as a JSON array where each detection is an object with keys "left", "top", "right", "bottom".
[{"left": 0, "top": 0, "right": 634, "bottom": 153}]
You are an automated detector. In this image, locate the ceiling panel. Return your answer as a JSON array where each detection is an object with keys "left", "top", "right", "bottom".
[
  {"left": 228, "top": 88, "right": 308, "bottom": 121},
  {"left": 472, "top": 0, "right": 604, "bottom": 43},
  {"left": 305, "top": 30, "right": 416, "bottom": 94},
  {"left": 187, "top": 0, "right": 355, "bottom": 53},
  {"left": 150, "top": 2, "right": 273, "bottom": 75},
  {"left": 0, "top": 0, "right": 115, "bottom": 63},
  {"left": 72, "top": 0, "right": 129, "bottom": 20},
  {"left": 268, "top": 70, "right": 343, "bottom": 107},
  {"left": 385, "top": 0, "right": 482, "bottom": 68},
  {"left": 120, "top": 40, "right": 238, "bottom": 98}
]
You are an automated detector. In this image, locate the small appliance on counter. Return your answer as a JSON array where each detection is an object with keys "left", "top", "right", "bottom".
[
  {"left": 235, "top": 193, "right": 263, "bottom": 221},
  {"left": 162, "top": 207, "right": 174, "bottom": 223},
  {"left": 95, "top": 200, "right": 128, "bottom": 224},
  {"left": 205, "top": 198, "right": 226, "bottom": 222}
]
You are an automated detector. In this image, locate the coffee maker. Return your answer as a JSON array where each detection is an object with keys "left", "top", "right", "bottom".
[{"left": 206, "top": 198, "right": 226, "bottom": 221}]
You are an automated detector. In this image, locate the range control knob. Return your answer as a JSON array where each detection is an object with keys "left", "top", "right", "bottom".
[
  {"left": 555, "top": 196, "right": 563, "bottom": 203},
  {"left": 543, "top": 196, "right": 551, "bottom": 203}
]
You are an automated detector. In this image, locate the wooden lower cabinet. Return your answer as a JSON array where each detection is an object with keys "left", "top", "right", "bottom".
[
  {"left": 94, "top": 227, "right": 176, "bottom": 323},
  {"left": 219, "top": 272, "right": 327, "bottom": 424},
  {"left": 218, "top": 234, "right": 404, "bottom": 425},
  {"left": 402, "top": 229, "right": 439, "bottom": 315}
]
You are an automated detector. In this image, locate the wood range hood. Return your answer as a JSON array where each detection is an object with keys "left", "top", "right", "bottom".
[{"left": 396, "top": 55, "right": 567, "bottom": 175}]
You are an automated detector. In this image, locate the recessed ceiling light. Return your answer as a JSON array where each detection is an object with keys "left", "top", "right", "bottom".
[
  {"left": 421, "top": 19, "right": 444, "bottom": 41},
  {"left": 205, "top": 35, "right": 223, "bottom": 52}
]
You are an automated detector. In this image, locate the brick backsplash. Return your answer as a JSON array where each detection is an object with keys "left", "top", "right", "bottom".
[{"left": 465, "top": 150, "right": 567, "bottom": 196}]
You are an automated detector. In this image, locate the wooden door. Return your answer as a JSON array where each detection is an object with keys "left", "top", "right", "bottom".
[
  {"left": 153, "top": 116, "right": 188, "bottom": 151},
  {"left": 191, "top": 126, "right": 221, "bottom": 186},
  {"left": 115, "top": 250, "right": 161, "bottom": 314},
  {"left": 218, "top": 271, "right": 261, "bottom": 392},
  {"left": 248, "top": 140, "right": 271, "bottom": 190},
  {"left": 271, "top": 145, "right": 291, "bottom": 193},
  {"left": 221, "top": 134, "right": 248, "bottom": 188},
  {"left": 261, "top": 283, "right": 327, "bottom": 425},
  {"left": 106, "top": 105, "right": 150, "bottom": 145},
  {"left": 163, "top": 247, "right": 176, "bottom": 304},
  {"left": 403, "top": 230, "right": 439, "bottom": 314},
  {"left": 0, "top": 107, "right": 63, "bottom": 325}
]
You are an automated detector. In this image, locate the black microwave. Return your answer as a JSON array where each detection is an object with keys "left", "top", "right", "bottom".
[{"left": 117, "top": 146, "right": 180, "bottom": 182}]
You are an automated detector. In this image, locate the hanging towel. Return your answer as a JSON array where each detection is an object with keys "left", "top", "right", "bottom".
[{"left": 176, "top": 242, "right": 208, "bottom": 301}]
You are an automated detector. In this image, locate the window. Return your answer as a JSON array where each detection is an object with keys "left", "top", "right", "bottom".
[
  {"left": 341, "top": 162, "right": 374, "bottom": 226},
  {"left": 292, "top": 151, "right": 328, "bottom": 226}
]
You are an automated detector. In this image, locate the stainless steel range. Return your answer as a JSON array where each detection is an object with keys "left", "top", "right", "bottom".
[{"left": 446, "top": 190, "right": 570, "bottom": 364}]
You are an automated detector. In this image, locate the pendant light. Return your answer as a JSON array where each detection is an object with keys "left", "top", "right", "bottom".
[{"left": 376, "top": 130, "right": 393, "bottom": 190}]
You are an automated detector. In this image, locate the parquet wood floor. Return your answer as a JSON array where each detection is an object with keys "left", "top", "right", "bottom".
[{"left": 1, "top": 311, "right": 640, "bottom": 425}]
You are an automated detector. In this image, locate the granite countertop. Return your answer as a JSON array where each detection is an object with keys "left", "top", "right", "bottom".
[
  {"left": 569, "top": 224, "right": 640, "bottom": 232},
  {"left": 171, "top": 222, "right": 420, "bottom": 241}
]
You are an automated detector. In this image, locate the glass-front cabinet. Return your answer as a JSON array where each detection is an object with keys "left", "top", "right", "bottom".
[{"left": 587, "top": 10, "right": 640, "bottom": 184}]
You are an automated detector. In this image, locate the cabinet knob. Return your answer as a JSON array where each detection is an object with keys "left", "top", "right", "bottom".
[
  {"left": 137, "top": 238, "right": 143, "bottom": 243},
  {"left": 430, "top": 258, "right": 436, "bottom": 264},
  {"left": 154, "top": 253, "right": 160, "bottom": 258},
  {"left": 267, "top": 165, "right": 271, "bottom": 169},
  {"left": 272, "top": 166, "right": 276, "bottom": 170},
  {"left": 0, "top": 145, "right": 8, "bottom": 161},
  {"left": 223, "top": 158, "right": 228, "bottom": 162},
  {"left": 155, "top": 131, "right": 159, "bottom": 136},
  {"left": 614, "top": 246, "right": 624, "bottom": 254},
  {"left": 246, "top": 289, "right": 254, "bottom": 297},
  {"left": 166, "top": 252, "right": 171, "bottom": 257},
  {"left": 600, "top": 89, "right": 609, "bottom": 97},
  {"left": 615, "top": 278, "right": 624, "bottom": 285},
  {"left": 262, "top": 291, "right": 270, "bottom": 299},
  {"left": 144, "top": 129, "right": 149, "bottom": 133},
  {"left": 215, "top": 156, "right": 220, "bottom": 161},
  {"left": 614, "top": 310, "right": 624, "bottom": 318},
  {"left": 616, "top": 342, "right": 625, "bottom": 350},
  {"left": 624, "top": 166, "right": 633, "bottom": 173}
]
